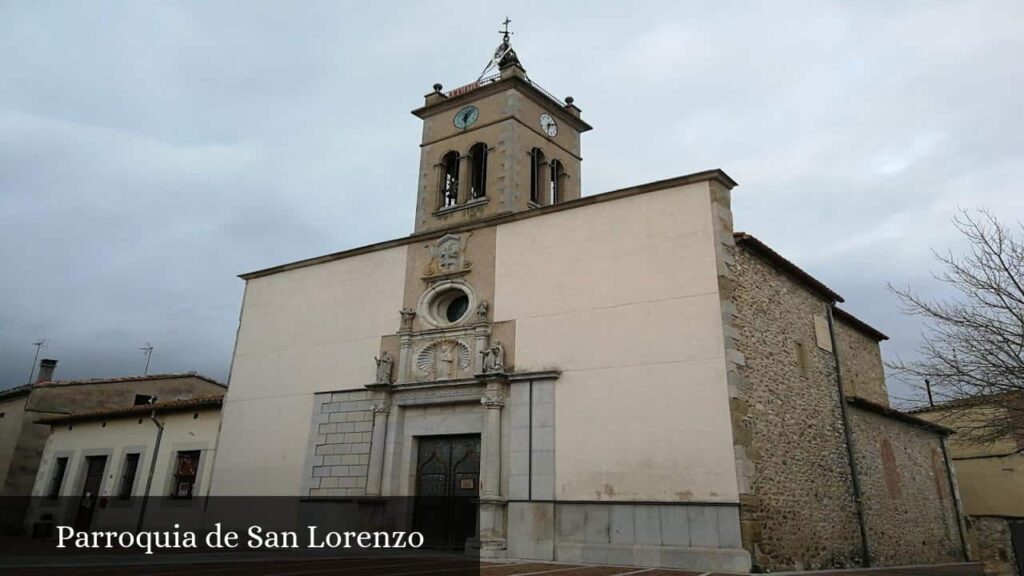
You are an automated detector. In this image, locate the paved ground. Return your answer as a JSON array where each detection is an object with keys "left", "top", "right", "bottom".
[{"left": 0, "top": 554, "right": 985, "bottom": 576}]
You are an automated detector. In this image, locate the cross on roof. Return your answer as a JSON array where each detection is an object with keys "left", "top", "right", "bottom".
[{"left": 499, "top": 17, "right": 513, "bottom": 42}]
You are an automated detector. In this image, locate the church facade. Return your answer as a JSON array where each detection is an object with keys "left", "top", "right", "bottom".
[{"left": 211, "top": 35, "right": 968, "bottom": 572}]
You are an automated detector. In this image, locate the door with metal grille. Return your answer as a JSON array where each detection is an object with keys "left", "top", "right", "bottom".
[{"left": 412, "top": 435, "right": 480, "bottom": 549}]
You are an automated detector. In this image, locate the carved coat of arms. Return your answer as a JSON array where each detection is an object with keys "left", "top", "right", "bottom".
[{"left": 425, "top": 234, "right": 471, "bottom": 277}]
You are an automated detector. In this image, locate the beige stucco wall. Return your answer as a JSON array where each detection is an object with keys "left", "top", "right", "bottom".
[
  {"left": 954, "top": 454, "right": 1024, "bottom": 517},
  {"left": 213, "top": 245, "right": 408, "bottom": 495},
  {"left": 31, "top": 408, "right": 221, "bottom": 500},
  {"left": 494, "top": 182, "right": 740, "bottom": 503},
  {"left": 917, "top": 403, "right": 1024, "bottom": 518}
]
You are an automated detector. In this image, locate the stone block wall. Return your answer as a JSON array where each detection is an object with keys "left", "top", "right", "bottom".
[
  {"left": 507, "top": 379, "right": 555, "bottom": 501},
  {"left": 835, "top": 318, "right": 889, "bottom": 406},
  {"left": 970, "top": 516, "right": 1021, "bottom": 576},
  {"left": 730, "top": 244, "right": 864, "bottom": 570},
  {"left": 848, "top": 406, "right": 965, "bottom": 565},
  {"left": 305, "top": 390, "right": 373, "bottom": 497},
  {"left": 548, "top": 503, "right": 749, "bottom": 572}
]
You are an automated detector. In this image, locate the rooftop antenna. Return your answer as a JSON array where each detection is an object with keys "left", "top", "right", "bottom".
[
  {"left": 26, "top": 339, "right": 47, "bottom": 384},
  {"left": 139, "top": 342, "right": 154, "bottom": 376}
]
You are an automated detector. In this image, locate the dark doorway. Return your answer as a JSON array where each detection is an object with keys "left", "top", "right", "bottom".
[
  {"left": 74, "top": 455, "right": 107, "bottom": 531},
  {"left": 412, "top": 435, "right": 480, "bottom": 549},
  {"left": 1011, "top": 519, "right": 1024, "bottom": 576}
]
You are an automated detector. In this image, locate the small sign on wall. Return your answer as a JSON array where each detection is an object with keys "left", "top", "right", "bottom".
[
  {"left": 814, "top": 314, "right": 833, "bottom": 352},
  {"left": 459, "top": 478, "right": 475, "bottom": 490}
]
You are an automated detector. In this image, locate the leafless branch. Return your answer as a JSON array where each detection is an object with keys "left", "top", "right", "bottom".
[{"left": 887, "top": 209, "right": 1024, "bottom": 445}]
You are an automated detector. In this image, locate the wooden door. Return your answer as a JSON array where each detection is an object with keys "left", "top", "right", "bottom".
[
  {"left": 74, "top": 455, "right": 107, "bottom": 531},
  {"left": 412, "top": 435, "right": 480, "bottom": 549}
]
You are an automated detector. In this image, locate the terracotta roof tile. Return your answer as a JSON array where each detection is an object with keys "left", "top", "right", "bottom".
[
  {"left": 32, "top": 372, "right": 225, "bottom": 389},
  {"left": 37, "top": 395, "right": 224, "bottom": 425}
]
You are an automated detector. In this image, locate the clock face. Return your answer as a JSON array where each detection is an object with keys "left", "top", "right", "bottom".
[
  {"left": 539, "top": 113, "right": 557, "bottom": 137},
  {"left": 454, "top": 106, "right": 479, "bottom": 129}
]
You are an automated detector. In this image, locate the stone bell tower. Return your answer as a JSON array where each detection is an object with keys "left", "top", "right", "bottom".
[{"left": 410, "top": 25, "right": 593, "bottom": 233}]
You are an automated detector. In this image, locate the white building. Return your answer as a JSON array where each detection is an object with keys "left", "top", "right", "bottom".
[{"left": 28, "top": 396, "right": 222, "bottom": 533}]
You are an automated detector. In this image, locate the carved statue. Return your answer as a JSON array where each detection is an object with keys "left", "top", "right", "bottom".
[
  {"left": 374, "top": 351, "right": 394, "bottom": 384},
  {"left": 399, "top": 308, "right": 415, "bottom": 331},
  {"left": 438, "top": 343, "right": 454, "bottom": 379},
  {"left": 482, "top": 341, "right": 505, "bottom": 373},
  {"left": 476, "top": 299, "right": 489, "bottom": 321}
]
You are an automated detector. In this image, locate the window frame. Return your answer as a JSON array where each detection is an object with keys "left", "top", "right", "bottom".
[
  {"left": 171, "top": 450, "right": 201, "bottom": 499},
  {"left": 47, "top": 457, "right": 69, "bottom": 499},
  {"left": 468, "top": 143, "right": 488, "bottom": 199},
  {"left": 118, "top": 453, "right": 140, "bottom": 500},
  {"left": 439, "top": 151, "right": 460, "bottom": 208}
]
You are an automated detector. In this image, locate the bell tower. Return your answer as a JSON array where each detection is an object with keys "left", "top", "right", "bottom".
[{"left": 410, "top": 22, "right": 592, "bottom": 233}]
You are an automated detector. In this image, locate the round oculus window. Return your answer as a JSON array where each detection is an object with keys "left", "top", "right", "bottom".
[
  {"left": 422, "top": 285, "right": 473, "bottom": 326},
  {"left": 446, "top": 294, "right": 469, "bottom": 323}
]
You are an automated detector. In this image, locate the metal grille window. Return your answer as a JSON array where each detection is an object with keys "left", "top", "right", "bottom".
[{"left": 172, "top": 450, "right": 200, "bottom": 499}]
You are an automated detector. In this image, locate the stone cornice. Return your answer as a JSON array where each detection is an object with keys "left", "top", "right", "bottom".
[{"left": 411, "top": 75, "right": 593, "bottom": 133}]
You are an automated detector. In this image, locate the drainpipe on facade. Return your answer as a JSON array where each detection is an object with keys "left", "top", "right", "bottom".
[
  {"left": 825, "top": 304, "right": 872, "bottom": 567},
  {"left": 136, "top": 410, "right": 164, "bottom": 533},
  {"left": 940, "top": 436, "right": 971, "bottom": 560},
  {"left": 201, "top": 408, "right": 225, "bottom": 514}
]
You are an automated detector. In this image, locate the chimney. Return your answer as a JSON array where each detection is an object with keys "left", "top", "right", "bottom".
[{"left": 36, "top": 359, "right": 57, "bottom": 383}]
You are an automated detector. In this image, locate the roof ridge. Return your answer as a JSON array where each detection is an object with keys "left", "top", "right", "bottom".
[{"left": 32, "top": 372, "right": 225, "bottom": 388}]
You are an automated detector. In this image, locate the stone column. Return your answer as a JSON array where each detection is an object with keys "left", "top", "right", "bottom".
[
  {"left": 474, "top": 324, "right": 491, "bottom": 375},
  {"left": 398, "top": 334, "right": 412, "bottom": 384},
  {"left": 481, "top": 387, "right": 503, "bottom": 497},
  {"left": 365, "top": 401, "right": 390, "bottom": 496},
  {"left": 478, "top": 379, "right": 507, "bottom": 556},
  {"left": 457, "top": 155, "right": 470, "bottom": 204}
]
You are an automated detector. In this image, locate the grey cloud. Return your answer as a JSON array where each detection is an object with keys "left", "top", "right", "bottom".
[{"left": 1, "top": 1, "right": 1021, "bottom": 406}]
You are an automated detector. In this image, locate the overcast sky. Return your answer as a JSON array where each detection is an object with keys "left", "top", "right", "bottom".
[{"left": 2, "top": 1, "right": 1022, "bottom": 405}]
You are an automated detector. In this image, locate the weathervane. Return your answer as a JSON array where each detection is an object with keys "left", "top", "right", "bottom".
[{"left": 478, "top": 16, "right": 520, "bottom": 81}]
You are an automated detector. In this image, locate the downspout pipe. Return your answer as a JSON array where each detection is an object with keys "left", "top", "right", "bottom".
[
  {"left": 137, "top": 410, "right": 164, "bottom": 532},
  {"left": 826, "top": 304, "right": 872, "bottom": 567},
  {"left": 939, "top": 436, "right": 971, "bottom": 561}
]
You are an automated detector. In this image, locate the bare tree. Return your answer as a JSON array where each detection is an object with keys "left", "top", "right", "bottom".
[{"left": 888, "top": 209, "right": 1024, "bottom": 444}]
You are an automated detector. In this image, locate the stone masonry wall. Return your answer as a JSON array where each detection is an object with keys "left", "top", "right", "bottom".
[
  {"left": 835, "top": 319, "right": 889, "bottom": 407},
  {"left": 730, "top": 245, "right": 864, "bottom": 570},
  {"left": 306, "top": 390, "right": 373, "bottom": 497},
  {"left": 971, "top": 516, "right": 1021, "bottom": 576},
  {"left": 848, "top": 406, "right": 964, "bottom": 565}
]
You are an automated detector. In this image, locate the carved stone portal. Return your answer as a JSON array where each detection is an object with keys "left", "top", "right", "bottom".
[{"left": 416, "top": 339, "right": 471, "bottom": 380}]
